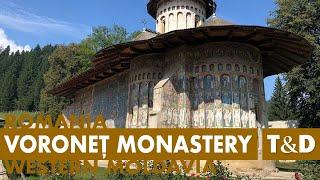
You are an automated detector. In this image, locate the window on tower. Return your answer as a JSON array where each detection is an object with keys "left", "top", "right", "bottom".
[
  {"left": 160, "top": 16, "right": 166, "bottom": 33},
  {"left": 195, "top": 15, "right": 200, "bottom": 27}
]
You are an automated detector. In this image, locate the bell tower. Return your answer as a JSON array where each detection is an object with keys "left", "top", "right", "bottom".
[{"left": 147, "top": 0, "right": 215, "bottom": 33}]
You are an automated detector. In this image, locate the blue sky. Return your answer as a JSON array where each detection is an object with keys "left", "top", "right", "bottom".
[{"left": 0, "top": 0, "right": 277, "bottom": 100}]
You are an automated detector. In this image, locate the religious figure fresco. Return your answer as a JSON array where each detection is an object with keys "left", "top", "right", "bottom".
[
  {"left": 249, "top": 110, "right": 257, "bottom": 128},
  {"left": 215, "top": 107, "right": 223, "bottom": 127},
  {"left": 239, "top": 76, "right": 247, "bottom": 91},
  {"left": 234, "top": 108, "right": 241, "bottom": 127},
  {"left": 220, "top": 74, "right": 232, "bottom": 127},
  {"left": 221, "top": 75, "right": 231, "bottom": 90},
  {"left": 204, "top": 75, "right": 215, "bottom": 127},
  {"left": 177, "top": 75, "right": 189, "bottom": 127},
  {"left": 240, "top": 92, "right": 249, "bottom": 128},
  {"left": 192, "top": 76, "right": 205, "bottom": 128},
  {"left": 131, "top": 83, "right": 139, "bottom": 127},
  {"left": 204, "top": 75, "right": 215, "bottom": 102},
  {"left": 233, "top": 92, "right": 241, "bottom": 127},
  {"left": 148, "top": 82, "right": 154, "bottom": 108},
  {"left": 233, "top": 75, "right": 239, "bottom": 90}
]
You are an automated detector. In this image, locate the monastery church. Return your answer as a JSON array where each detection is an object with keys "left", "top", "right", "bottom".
[{"left": 51, "top": 0, "right": 311, "bottom": 132}]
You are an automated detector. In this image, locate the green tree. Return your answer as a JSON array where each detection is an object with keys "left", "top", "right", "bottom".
[
  {"left": 39, "top": 44, "right": 92, "bottom": 118},
  {"left": 80, "top": 25, "right": 141, "bottom": 55},
  {"left": 80, "top": 25, "right": 129, "bottom": 54},
  {"left": 40, "top": 25, "right": 141, "bottom": 117},
  {"left": 268, "top": 0, "right": 320, "bottom": 127},
  {"left": 15, "top": 45, "right": 55, "bottom": 111},
  {"left": 268, "top": 76, "right": 296, "bottom": 121},
  {"left": 0, "top": 48, "right": 20, "bottom": 111}
]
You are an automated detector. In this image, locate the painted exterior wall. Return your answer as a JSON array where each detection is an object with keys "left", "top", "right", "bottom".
[
  {"left": 62, "top": 42, "right": 271, "bottom": 171},
  {"left": 156, "top": 0, "right": 206, "bottom": 33},
  {"left": 64, "top": 42, "right": 266, "bottom": 130},
  {"left": 63, "top": 72, "right": 129, "bottom": 128},
  {"left": 127, "top": 54, "right": 164, "bottom": 128}
]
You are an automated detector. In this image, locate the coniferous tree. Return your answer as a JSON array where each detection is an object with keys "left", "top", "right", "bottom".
[
  {"left": 0, "top": 45, "right": 55, "bottom": 112},
  {"left": 16, "top": 45, "right": 54, "bottom": 111},
  {"left": 0, "top": 25, "right": 140, "bottom": 114},
  {"left": 0, "top": 48, "right": 20, "bottom": 111},
  {"left": 268, "top": 76, "right": 296, "bottom": 121}
]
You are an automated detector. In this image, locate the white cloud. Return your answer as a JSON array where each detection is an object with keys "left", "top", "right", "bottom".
[
  {"left": 0, "top": 0, "right": 90, "bottom": 39},
  {"left": 0, "top": 28, "right": 31, "bottom": 53}
]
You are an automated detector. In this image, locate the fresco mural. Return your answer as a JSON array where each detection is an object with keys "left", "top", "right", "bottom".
[
  {"left": 63, "top": 43, "right": 265, "bottom": 130},
  {"left": 204, "top": 75, "right": 215, "bottom": 128},
  {"left": 63, "top": 73, "right": 129, "bottom": 128}
]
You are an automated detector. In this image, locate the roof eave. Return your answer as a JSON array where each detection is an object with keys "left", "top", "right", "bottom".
[{"left": 50, "top": 25, "right": 313, "bottom": 98}]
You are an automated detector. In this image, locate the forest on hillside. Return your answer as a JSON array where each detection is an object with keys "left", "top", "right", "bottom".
[
  {"left": 0, "top": 25, "right": 140, "bottom": 116},
  {"left": 0, "top": 45, "right": 55, "bottom": 112}
]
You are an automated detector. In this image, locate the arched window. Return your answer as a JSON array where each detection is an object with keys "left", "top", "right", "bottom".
[
  {"left": 209, "top": 64, "right": 215, "bottom": 71},
  {"left": 195, "top": 15, "right": 200, "bottom": 27},
  {"left": 160, "top": 16, "right": 166, "bottom": 33},
  {"left": 177, "top": 12, "right": 183, "bottom": 29},
  {"left": 218, "top": 64, "right": 223, "bottom": 71},
  {"left": 226, "top": 64, "right": 232, "bottom": 71},
  {"left": 235, "top": 64, "right": 240, "bottom": 71},
  {"left": 186, "top": 13, "right": 192, "bottom": 28},
  {"left": 201, "top": 65, "right": 207, "bottom": 72},
  {"left": 168, "top": 13, "right": 174, "bottom": 31}
]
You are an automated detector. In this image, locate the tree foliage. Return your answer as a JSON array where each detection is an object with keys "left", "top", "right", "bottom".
[
  {"left": 0, "top": 45, "right": 55, "bottom": 112},
  {"left": 39, "top": 44, "right": 92, "bottom": 118},
  {"left": 39, "top": 25, "right": 141, "bottom": 117},
  {"left": 268, "top": 0, "right": 320, "bottom": 127},
  {"left": 80, "top": 25, "right": 141, "bottom": 54},
  {"left": 0, "top": 25, "right": 140, "bottom": 115},
  {"left": 268, "top": 75, "right": 296, "bottom": 121}
]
